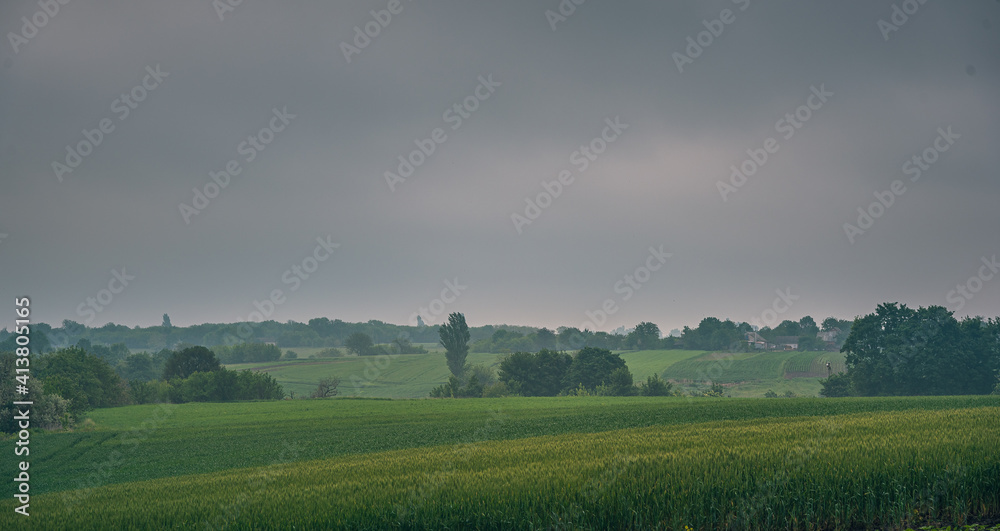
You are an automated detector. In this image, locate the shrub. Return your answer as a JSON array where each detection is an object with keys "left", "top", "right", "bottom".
[
  {"left": 605, "top": 367, "right": 636, "bottom": 396},
  {"left": 639, "top": 374, "right": 674, "bottom": 396},
  {"left": 819, "top": 373, "right": 852, "bottom": 397},
  {"left": 482, "top": 381, "right": 511, "bottom": 398},
  {"left": 311, "top": 377, "right": 340, "bottom": 398}
]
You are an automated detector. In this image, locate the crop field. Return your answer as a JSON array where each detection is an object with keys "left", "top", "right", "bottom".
[
  {"left": 226, "top": 348, "right": 839, "bottom": 399},
  {"left": 662, "top": 350, "right": 847, "bottom": 396},
  {"left": 226, "top": 351, "right": 506, "bottom": 399},
  {"left": 1, "top": 396, "right": 998, "bottom": 529}
]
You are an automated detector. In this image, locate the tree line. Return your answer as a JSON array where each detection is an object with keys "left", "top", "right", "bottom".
[
  {"left": 430, "top": 313, "right": 678, "bottom": 398},
  {"left": 0, "top": 344, "right": 284, "bottom": 434}
]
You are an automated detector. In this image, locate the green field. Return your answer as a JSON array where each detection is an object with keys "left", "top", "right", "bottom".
[
  {"left": 226, "top": 348, "right": 843, "bottom": 399},
  {"left": 2, "top": 396, "right": 998, "bottom": 529}
]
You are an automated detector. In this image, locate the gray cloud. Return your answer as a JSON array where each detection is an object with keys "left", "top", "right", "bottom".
[{"left": 1, "top": 0, "right": 998, "bottom": 332}]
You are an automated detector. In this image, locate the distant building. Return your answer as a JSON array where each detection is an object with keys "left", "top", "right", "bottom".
[
  {"left": 772, "top": 336, "right": 799, "bottom": 350},
  {"left": 745, "top": 332, "right": 770, "bottom": 350}
]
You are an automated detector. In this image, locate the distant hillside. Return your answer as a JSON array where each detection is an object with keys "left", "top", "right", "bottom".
[{"left": 226, "top": 348, "right": 844, "bottom": 399}]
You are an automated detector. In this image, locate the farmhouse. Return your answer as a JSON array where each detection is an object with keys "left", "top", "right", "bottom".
[
  {"left": 772, "top": 336, "right": 799, "bottom": 350},
  {"left": 744, "top": 331, "right": 770, "bottom": 350}
]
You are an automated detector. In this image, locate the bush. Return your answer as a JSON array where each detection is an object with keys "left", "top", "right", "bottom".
[
  {"left": 463, "top": 363, "right": 497, "bottom": 387},
  {"left": 161, "top": 369, "right": 283, "bottom": 403},
  {"left": 129, "top": 380, "right": 158, "bottom": 404},
  {"left": 283, "top": 350, "right": 298, "bottom": 360},
  {"left": 482, "top": 381, "right": 511, "bottom": 398},
  {"left": 36, "top": 347, "right": 130, "bottom": 415},
  {"left": 391, "top": 338, "right": 428, "bottom": 355},
  {"left": 819, "top": 373, "right": 852, "bottom": 397},
  {"left": 317, "top": 347, "right": 343, "bottom": 358},
  {"left": 605, "top": 367, "right": 636, "bottom": 396},
  {"left": 561, "top": 383, "right": 592, "bottom": 397},
  {"left": 430, "top": 375, "right": 484, "bottom": 398},
  {"left": 639, "top": 374, "right": 674, "bottom": 396},
  {"left": 764, "top": 389, "right": 778, "bottom": 398}
]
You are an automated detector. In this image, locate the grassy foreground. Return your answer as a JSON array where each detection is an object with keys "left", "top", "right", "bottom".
[{"left": 1, "top": 396, "right": 998, "bottom": 529}]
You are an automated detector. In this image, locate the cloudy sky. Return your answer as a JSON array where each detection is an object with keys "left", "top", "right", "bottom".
[{"left": 1, "top": 0, "right": 998, "bottom": 333}]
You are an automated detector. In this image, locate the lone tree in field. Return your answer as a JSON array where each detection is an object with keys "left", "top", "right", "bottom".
[
  {"left": 345, "top": 332, "right": 374, "bottom": 356},
  {"left": 312, "top": 377, "right": 340, "bottom": 398},
  {"left": 439, "top": 312, "right": 470, "bottom": 378}
]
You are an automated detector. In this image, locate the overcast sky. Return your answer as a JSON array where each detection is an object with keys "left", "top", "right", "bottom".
[{"left": 1, "top": 0, "right": 998, "bottom": 333}]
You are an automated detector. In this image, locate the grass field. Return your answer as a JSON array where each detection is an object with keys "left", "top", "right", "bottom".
[
  {"left": 1, "top": 396, "right": 997, "bottom": 529},
  {"left": 226, "top": 348, "right": 843, "bottom": 399}
]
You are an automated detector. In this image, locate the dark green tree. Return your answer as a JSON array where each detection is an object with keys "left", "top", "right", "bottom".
[
  {"left": 36, "top": 347, "right": 129, "bottom": 414},
  {"left": 162, "top": 346, "right": 221, "bottom": 380},
  {"left": 798, "top": 316, "right": 819, "bottom": 336},
  {"left": 819, "top": 373, "right": 852, "bottom": 397},
  {"left": 605, "top": 367, "right": 636, "bottom": 396},
  {"left": 119, "top": 352, "right": 157, "bottom": 381},
  {"left": 345, "top": 332, "right": 375, "bottom": 356},
  {"left": 627, "top": 322, "right": 660, "bottom": 350},
  {"left": 534, "top": 328, "right": 557, "bottom": 351},
  {"left": 439, "top": 312, "right": 470, "bottom": 377},
  {"left": 498, "top": 349, "right": 573, "bottom": 397},
  {"left": 563, "top": 347, "right": 626, "bottom": 391}
]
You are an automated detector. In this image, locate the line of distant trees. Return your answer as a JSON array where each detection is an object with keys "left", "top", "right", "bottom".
[
  {"left": 431, "top": 314, "right": 680, "bottom": 399},
  {"left": 0, "top": 343, "right": 284, "bottom": 434},
  {"left": 0, "top": 313, "right": 857, "bottom": 359},
  {"left": 821, "top": 303, "right": 1000, "bottom": 397},
  {"left": 0, "top": 316, "right": 528, "bottom": 353}
]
